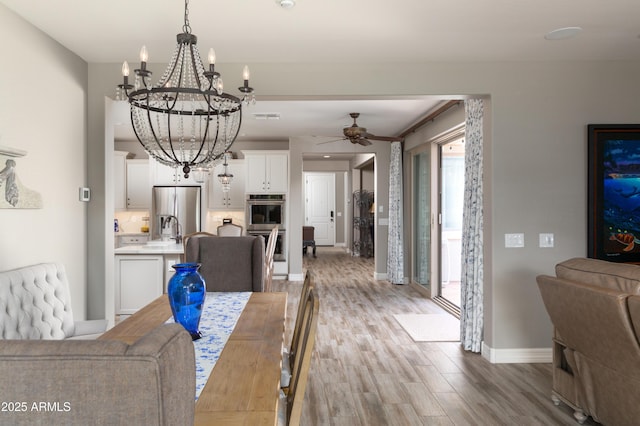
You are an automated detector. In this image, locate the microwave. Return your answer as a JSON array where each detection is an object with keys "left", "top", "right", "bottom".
[{"left": 246, "top": 194, "right": 285, "bottom": 231}]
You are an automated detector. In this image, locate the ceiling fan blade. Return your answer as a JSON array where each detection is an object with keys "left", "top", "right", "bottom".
[
  {"left": 317, "top": 137, "right": 347, "bottom": 145},
  {"left": 365, "top": 134, "right": 403, "bottom": 142},
  {"left": 354, "top": 138, "right": 372, "bottom": 146}
]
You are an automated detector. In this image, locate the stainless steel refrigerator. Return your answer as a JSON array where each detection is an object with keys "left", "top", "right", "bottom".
[{"left": 151, "top": 186, "right": 201, "bottom": 242}]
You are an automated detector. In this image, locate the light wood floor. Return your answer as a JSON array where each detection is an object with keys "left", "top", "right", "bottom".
[{"left": 272, "top": 247, "right": 599, "bottom": 426}]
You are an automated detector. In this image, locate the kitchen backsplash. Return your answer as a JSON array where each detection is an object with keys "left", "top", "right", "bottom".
[
  {"left": 114, "top": 210, "right": 149, "bottom": 234},
  {"left": 206, "top": 210, "right": 245, "bottom": 232},
  {"left": 115, "top": 210, "right": 246, "bottom": 234}
]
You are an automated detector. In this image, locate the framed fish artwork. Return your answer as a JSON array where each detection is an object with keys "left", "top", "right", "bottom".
[{"left": 588, "top": 124, "right": 640, "bottom": 262}]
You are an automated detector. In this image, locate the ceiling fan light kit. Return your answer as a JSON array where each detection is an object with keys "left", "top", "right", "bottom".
[
  {"left": 116, "top": 0, "right": 255, "bottom": 179},
  {"left": 544, "top": 26, "right": 582, "bottom": 40}
]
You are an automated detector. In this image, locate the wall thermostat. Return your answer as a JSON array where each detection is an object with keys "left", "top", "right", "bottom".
[{"left": 79, "top": 187, "right": 91, "bottom": 202}]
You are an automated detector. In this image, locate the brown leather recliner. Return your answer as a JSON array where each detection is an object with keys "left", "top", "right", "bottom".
[{"left": 537, "top": 257, "right": 640, "bottom": 426}]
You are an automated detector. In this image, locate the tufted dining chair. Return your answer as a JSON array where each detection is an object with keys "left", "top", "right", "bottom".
[
  {"left": 217, "top": 223, "right": 243, "bottom": 236},
  {"left": 0, "top": 263, "right": 108, "bottom": 340}
]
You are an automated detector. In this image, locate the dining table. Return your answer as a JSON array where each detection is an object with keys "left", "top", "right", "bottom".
[{"left": 99, "top": 291, "right": 287, "bottom": 426}]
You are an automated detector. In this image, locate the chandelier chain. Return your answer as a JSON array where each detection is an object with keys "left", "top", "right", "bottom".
[{"left": 183, "top": 0, "right": 191, "bottom": 34}]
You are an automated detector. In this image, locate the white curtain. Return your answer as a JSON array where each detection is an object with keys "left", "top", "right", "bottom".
[
  {"left": 387, "top": 141, "right": 405, "bottom": 284},
  {"left": 460, "top": 99, "right": 484, "bottom": 352}
]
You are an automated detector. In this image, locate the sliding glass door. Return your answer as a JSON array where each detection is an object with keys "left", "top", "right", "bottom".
[
  {"left": 410, "top": 125, "right": 465, "bottom": 316},
  {"left": 412, "top": 149, "right": 431, "bottom": 290},
  {"left": 438, "top": 138, "right": 465, "bottom": 308}
]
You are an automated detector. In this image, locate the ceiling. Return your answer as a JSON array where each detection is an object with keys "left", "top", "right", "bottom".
[{"left": 3, "top": 0, "right": 639, "bottom": 154}]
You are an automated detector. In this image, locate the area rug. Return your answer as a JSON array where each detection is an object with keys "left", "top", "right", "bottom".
[{"left": 393, "top": 313, "right": 460, "bottom": 342}]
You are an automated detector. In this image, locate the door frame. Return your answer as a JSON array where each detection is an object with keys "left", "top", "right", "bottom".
[
  {"left": 409, "top": 124, "right": 465, "bottom": 313},
  {"left": 303, "top": 172, "right": 336, "bottom": 247}
]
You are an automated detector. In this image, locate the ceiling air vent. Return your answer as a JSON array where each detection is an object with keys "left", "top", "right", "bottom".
[{"left": 252, "top": 113, "right": 281, "bottom": 120}]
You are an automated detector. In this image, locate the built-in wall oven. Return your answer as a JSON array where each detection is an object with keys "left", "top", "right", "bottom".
[{"left": 246, "top": 194, "right": 286, "bottom": 261}]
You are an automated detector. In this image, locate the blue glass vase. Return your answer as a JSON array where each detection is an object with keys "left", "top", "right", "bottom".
[{"left": 167, "top": 263, "right": 206, "bottom": 340}]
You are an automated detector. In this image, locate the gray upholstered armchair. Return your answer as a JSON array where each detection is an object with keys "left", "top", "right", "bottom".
[
  {"left": 184, "top": 235, "right": 265, "bottom": 292},
  {"left": 0, "top": 263, "right": 107, "bottom": 339},
  {"left": 0, "top": 323, "right": 195, "bottom": 425}
]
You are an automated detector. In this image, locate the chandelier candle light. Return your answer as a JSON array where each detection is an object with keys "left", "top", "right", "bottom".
[{"left": 117, "top": 0, "right": 255, "bottom": 179}]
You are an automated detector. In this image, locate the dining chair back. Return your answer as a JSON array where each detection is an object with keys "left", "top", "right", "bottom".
[
  {"left": 217, "top": 223, "right": 243, "bottom": 236},
  {"left": 302, "top": 226, "right": 316, "bottom": 257},
  {"left": 263, "top": 225, "right": 279, "bottom": 292},
  {"left": 283, "top": 288, "right": 319, "bottom": 426},
  {"left": 182, "top": 231, "right": 215, "bottom": 262},
  {"left": 281, "top": 270, "right": 314, "bottom": 389},
  {"left": 184, "top": 235, "right": 265, "bottom": 292}
]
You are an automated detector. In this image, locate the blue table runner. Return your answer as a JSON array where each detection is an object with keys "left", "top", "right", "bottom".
[{"left": 166, "top": 292, "right": 251, "bottom": 400}]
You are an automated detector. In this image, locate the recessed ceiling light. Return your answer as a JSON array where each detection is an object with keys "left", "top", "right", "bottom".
[
  {"left": 545, "top": 27, "right": 582, "bottom": 40},
  {"left": 323, "top": 155, "right": 331, "bottom": 158},
  {"left": 252, "top": 113, "right": 280, "bottom": 120},
  {"left": 276, "top": 0, "right": 295, "bottom": 9}
]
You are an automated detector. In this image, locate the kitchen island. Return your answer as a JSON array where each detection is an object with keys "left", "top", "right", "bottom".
[{"left": 114, "top": 242, "right": 183, "bottom": 315}]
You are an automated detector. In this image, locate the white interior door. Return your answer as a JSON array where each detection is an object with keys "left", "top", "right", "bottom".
[{"left": 304, "top": 173, "right": 335, "bottom": 246}]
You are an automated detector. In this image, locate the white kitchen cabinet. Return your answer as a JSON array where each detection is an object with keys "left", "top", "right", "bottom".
[
  {"left": 164, "top": 254, "right": 181, "bottom": 293},
  {"left": 244, "top": 151, "right": 288, "bottom": 193},
  {"left": 126, "top": 159, "right": 150, "bottom": 209},
  {"left": 115, "top": 255, "right": 163, "bottom": 315},
  {"left": 116, "top": 234, "right": 150, "bottom": 248},
  {"left": 114, "top": 151, "right": 129, "bottom": 210},
  {"left": 208, "top": 159, "right": 245, "bottom": 210},
  {"left": 151, "top": 160, "right": 198, "bottom": 185}
]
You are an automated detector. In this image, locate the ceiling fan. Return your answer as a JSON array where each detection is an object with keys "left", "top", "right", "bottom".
[{"left": 325, "top": 112, "right": 403, "bottom": 146}]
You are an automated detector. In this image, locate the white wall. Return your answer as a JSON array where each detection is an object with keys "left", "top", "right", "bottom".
[
  {"left": 8, "top": 11, "right": 636, "bottom": 352},
  {"left": 86, "top": 60, "right": 640, "bottom": 352},
  {"left": 0, "top": 5, "right": 88, "bottom": 318}
]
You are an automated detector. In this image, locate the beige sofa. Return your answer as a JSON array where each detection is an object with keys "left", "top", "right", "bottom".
[
  {"left": 0, "top": 323, "right": 195, "bottom": 425},
  {"left": 537, "top": 257, "right": 640, "bottom": 425}
]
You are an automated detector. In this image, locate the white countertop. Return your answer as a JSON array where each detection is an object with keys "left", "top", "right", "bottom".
[{"left": 114, "top": 242, "right": 184, "bottom": 255}]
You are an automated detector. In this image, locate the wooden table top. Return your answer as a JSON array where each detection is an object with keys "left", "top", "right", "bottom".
[{"left": 99, "top": 292, "right": 287, "bottom": 426}]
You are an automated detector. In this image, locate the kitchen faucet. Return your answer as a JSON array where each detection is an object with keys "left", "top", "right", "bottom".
[{"left": 161, "top": 215, "right": 182, "bottom": 244}]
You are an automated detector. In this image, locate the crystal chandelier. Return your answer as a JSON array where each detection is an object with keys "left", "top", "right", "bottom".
[
  {"left": 217, "top": 151, "right": 234, "bottom": 192},
  {"left": 116, "top": 0, "right": 255, "bottom": 179}
]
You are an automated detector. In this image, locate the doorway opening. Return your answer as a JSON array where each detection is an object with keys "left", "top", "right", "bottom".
[
  {"left": 303, "top": 172, "right": 336, "bottom": 248},
  {"left": 410, "top": 124, "right": 465, "bottom": 317},
  {"left": 437, "top": 136, "right": 465, "bottom": 311}
]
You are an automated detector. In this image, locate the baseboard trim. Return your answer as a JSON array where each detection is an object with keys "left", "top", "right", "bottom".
[
  {"left": 335, "top": 243, "right": 346, "bottom": 248},
  {"left": 288, "top": 273, "right": 305, "bottom": 281},
  {"left": 481, "top": 342, "right": 552, "bottom": 364},
  {"left": 374, "top": 272, "right": 388, "bottom": 281}
]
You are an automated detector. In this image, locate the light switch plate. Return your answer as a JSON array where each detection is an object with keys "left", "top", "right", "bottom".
[
  {"left": 539, "top": 233, "right": 554, "bottom": 248},
  {"left": 505, "top": 233, "right": 524, "bottom": 248}
]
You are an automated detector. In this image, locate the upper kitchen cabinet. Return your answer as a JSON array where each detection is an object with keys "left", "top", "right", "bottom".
[
  {"left": 244, "top": 151, "right": 288, "bottom": 194},
  {"left": 208, "top": 159, "right": 245, "bottom": 210},
  {"left": 150, "top": 159, "right": 206, "bottom": 186},
  {"left": 114, "top": 152, "right": 149, "bottom": 210},
  {"left": 151, "top": 161, "right": 187, "bottom": 185},
  {"left": 114, "top": 151, "right": 129, "bottom": 210},
  {"left": 126, "top": 159, "right": 150, "bottom": 209}
]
